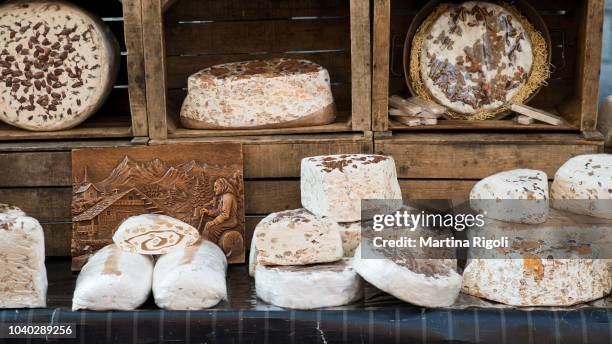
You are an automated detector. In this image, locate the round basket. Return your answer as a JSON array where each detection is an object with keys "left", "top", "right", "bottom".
[{"left": 402, "top": 1, "right": 552, "bottom": 120}]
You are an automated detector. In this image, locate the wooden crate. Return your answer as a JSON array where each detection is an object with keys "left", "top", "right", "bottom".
[
  {"left": 141, "top": 0, "right": 371, "bottom": 140},
  {"left": 0, "top": 133, "right": 372, "bottom": 256},
  {"left": 0, "top": 0, "right": 148, "bottom": 141},
  {"left": 372, "top": 0, "right": 605, "bottom": 133},
  {"left": 374, "top": 132, "right": 605, "bottom": 199}
]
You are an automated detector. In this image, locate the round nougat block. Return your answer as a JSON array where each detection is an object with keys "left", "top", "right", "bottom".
[
  {"left": 72, "top": 244, "right": 153, "bottom": 311},
  {"left": 0, "top": 206, "right": 47, "bottom": 308},
  {"left": 180, "top": 58, "right": 336, "bottom": 129},
  {"left": 551, "top": 154, "right": 612, "bottom": 219},
  {"left": 0, "top": 203, "right": 26, "bottom": 217},
  {"left": 462, "top": 259, "right": 611, "bottom": 306},
  {"left": 153, "top": 240, "right": 228, "bottom": 310},
  {"left": 113, "top": 214, "right": 200, "bottom": 255},
  {"left": 419, "top": 2, "right": 534, "bottom": 114},
  {"left": 352, "top": 243, "right": 462, "bottom": 308},
  {"left": 301, "top": 154, "right": 403, "bottom": 222},
  {"left": 255, "top": 258, "right": 363, "bottom": 309},
  {"left": 254, "top": 208, "right": 344, "bottom": 267},
  {"left": 0, "top": 0, "right": 119, "bottom": 131},
  {"left": 470, "top": 169, "right": 549, "bottom": 224},
  {"left": 462, "top": 208, "right": 611, "bottom": 306}
]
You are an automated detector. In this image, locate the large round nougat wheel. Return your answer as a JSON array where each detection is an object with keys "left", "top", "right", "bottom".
[
  {"left": 409, "top": 1, "right": 548, "bottom": 118},
  {"left": 0, "top": 1, "right": 119, "bottom": 131}
]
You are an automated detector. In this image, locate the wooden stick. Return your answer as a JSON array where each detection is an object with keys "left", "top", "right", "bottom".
[
  {"left": 514, "top": 115, "right": 535, "bottom": 125},
  {"left": 420, "top": 118, "right": 438, "bottom": 125},
  {"left": 406, "top": 97, "right": 446, "bottom": 115},
  {"left": 509, "top": 103, "right": 564, "bottom": 126},
  {"left": 393, "top": 115, "right": 422, "bottom": 126},
  {"left": 389, "top": 96, "right": 441, "bottom": 118}
]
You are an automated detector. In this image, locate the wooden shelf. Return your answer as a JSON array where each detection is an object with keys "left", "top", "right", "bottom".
[
  {"left": 388, "top": 119, "right": 579, "bottom": 131},
  {"left": 0, "top": 115, "right": 132, "bottom": 141},
  {"left": 168, "top": 112, "right": 354, "bottom": 138}
]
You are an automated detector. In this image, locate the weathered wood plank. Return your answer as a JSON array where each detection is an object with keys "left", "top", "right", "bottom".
[
  {"left": 399, "top": 179, "right": 476, "bottom": 200},
  {"left": 165, "top": 0, "right": 348, "bottom": 22},
  {"left": 575, "top": 0, "right": 605, "bottom": 131},
  {"left": 142, "top": 0, "right": 168, "bottom": 140},
  {"left": 0, "top": 152, "right": 71, "bottom": 187},
  {"left": 165, "top": 18, "right": 350, "bottom": 55},
  {"left": 0, "top": 188, "right": 72, "bottom": 220},
  {"left": 41, "top": 223, "right": 72, "bottom": 257},
  {"left": 243, "top": 141, "right": 372, "bottom": 178},
  {"left": 376, "top": 133, "right": 603, "bottom": 179},
  {"left": 0, "top": 135, "right": 371, "bottom": 186},
  {"left": 372, "top": 0, "right": 391, "bottom": 131},
  {"left": 122, "top": 0, "right": 148, "bottom": 137},
  {"left": 350, "top": 0, "right": 371, "bottom": 131}
]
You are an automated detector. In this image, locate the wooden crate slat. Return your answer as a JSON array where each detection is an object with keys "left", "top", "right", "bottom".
[
  {"left": 350, "top": 0, "right": 371, "bottom": 131},
  {"left": 122, "top": 0, "right": 148, "bottom": 137},
  {"left": 399, "top": 179, "right": 476, "bottom": 200},
  {"left": 165, "top": 18, "right": 349, "bottom": 56},
  {"left": 573, "top": 0, "right": 605, "bottom": 131},
  {"left": 372, "top": 0, "right": 391, "bottom": 132},
  {"left": 0, "top": 188, "right": 72, "bottom": 220},
  {"left": 376, "top": 133, "right": 603, "bottom": 179},
  {"left": 142, "top": 0, "right": 168, "bottom": 140},
  {"left": 0, "top": 134, "right": 372, "bottom": 184},
  {"left": 388, "top": 119, "right": 578, "bottom": 131},
  {"left": 166, "top": 0, "right": 348, "bottom": 22},
  {"left": 0, "top": 152, "right": 71, "bottom": 187}
]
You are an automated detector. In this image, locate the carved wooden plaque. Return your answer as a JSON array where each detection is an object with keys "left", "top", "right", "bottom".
[{"left": 71, "top": 143, "right": 245, "bottom": 270}]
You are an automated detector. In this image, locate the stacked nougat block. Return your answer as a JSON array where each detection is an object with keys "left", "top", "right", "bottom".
[
  {"left": 253, "top": 154, "right": 463, "bottom": 308},
  {"left": 252, "top": 154, "right": 402, "bottom": 309},
  {"left": 73, "top": 214, "right": 228, "bottom": 311},
  {"left": 0, "top": 204, "right": 47, "bottom": 308},
  {"left": 464, "top": 156, "right": 612, "bottom": 306}
]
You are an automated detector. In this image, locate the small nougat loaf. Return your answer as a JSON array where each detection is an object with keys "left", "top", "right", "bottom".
[
  {"left": 0, "top": 206, "right": 47, "bottom": 308},
  {"left": 470, "top": 169, "right": 549, "bottom": 224},
  {"left": 254, "top": 209, "right": 343, "bottom": 266},
  {"left": 551, "top": 154, "right": 612, "bottom": 219},
  {"left": 256, "top": 258, "right": 362, "bottom": 309},
  {"left": 0, "top": 0, "right": 119, "bottom": 131},
  {"left": 301, "top": 154, "right": 402, "bottom": 222},
  {"left": 180, "top": 58, "right": 335, "bottom": 129},
  {"left": 153, "top": 240, "right": 227, "bottom": 310},
  {"left": 113, "top": 214, "right": 200, "bottom": 255},
  {"left": 72, "top": 244, "right": 153, "bottom": 311}
]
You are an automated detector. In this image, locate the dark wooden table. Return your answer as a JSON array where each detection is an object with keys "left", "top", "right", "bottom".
[{"left": 0, "top": 258, "right": 610, "bottom": 343}]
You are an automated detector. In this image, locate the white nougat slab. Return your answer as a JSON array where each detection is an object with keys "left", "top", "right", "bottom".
[
  {"left": 551, "top": 154, "right": 612, "bottom": 219},
  {"left": 256, "top": 258, "right": 362, "bottom": 309},
  {"left": 0, "top": 206, "right": 47, "bottom": 308},
  {"left": 72, "top": 244, "right": 153, "bottom": 311},
  {"left": 153, "top": 240, "right": 228, "bottom": 310},
  {"left": 470, "top": 169, "right": 549, "bottom": 224},
  {"left": 301, "top": 154, "right": 402, "bottom": 222}
]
